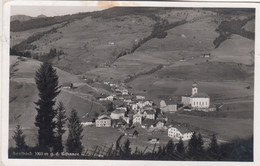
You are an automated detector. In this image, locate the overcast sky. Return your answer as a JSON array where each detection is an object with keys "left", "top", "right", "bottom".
[{"left": 11, "top": 6, "right": 106, "bottom": 17}]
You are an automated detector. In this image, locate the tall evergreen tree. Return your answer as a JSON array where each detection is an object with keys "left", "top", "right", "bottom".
[
  {"left": 123, "top": 139, "right": 131, "bottom": 158},
  {"left": 34, "top": 61, "right": 60, "bottom": 151},
  {"left": 53, "top": 101, "right": 67, "bottom": 153},
  {"left": 176, "top": 138, "right": 185, "bottom": 155},
  {"left": 166, "top": 139, "right": 175, "bottom": 156},
  {"left": 66, "top": 109, "right": 84, "bottom": 153},
  {"left": 207, "top": 134, "right": 220, "bottom": 160},
  {"left": 12, "top": 124, "right": 28, "bottom": 152},
  {"left": 197, "top": 133, "right": 204, "bottom": 154},
  {"left": 187, "top": 132, "right": 198, "bottom": 158}
]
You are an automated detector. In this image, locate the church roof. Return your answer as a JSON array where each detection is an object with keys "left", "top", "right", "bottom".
[{"left": 190, "top": 92, "right": 209, "bottom": 98}]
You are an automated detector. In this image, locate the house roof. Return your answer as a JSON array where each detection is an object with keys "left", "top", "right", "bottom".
[
  {"left": 190, "top": 92, "right": 209, "bottom": 98},
  {"left": 133, "top": 113, "right": 142, "bottom": 118},
  {"left": 142, "top": 119, "right": 157, "bottom": 126},
  {"left": 169, "top": 125, "right": 191, "bottom": 134},
  {"left": 144, "top": 110, "right": 155, "bottom": 114},
  {"left": 112, "top": 109, "right": 125, "bottom": 114}
]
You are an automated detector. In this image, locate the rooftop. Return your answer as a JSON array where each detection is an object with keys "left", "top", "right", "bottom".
[{"left": 190, "top": 92, "right": 209, "bottom": 98}]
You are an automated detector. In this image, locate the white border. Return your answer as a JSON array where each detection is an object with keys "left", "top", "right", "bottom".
[{"left": 1, "top": 1, "right": 260, "bottom": 166}]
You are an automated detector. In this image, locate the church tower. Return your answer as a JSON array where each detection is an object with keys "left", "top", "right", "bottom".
[{"left": 192, "top": 82, "right": 198, "bottom": 95}]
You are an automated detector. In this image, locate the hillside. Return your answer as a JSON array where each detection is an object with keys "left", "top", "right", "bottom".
[
  {"left": 9, "top": 7, "right": 255, "bottom": 142},
  {"left": 9, "top": 56, "right": 109, "bottom": 128}
]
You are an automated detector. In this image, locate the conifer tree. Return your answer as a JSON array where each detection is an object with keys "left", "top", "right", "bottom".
[
  {"left": 207, "top": 134, "right": 220, "bottom": 160},
  {"left": 187, "top": 132, "right": 198, "bottom": 158},
  {"left": 66, "top": 109, "right": 84, "bottom": 153},
  {"left": 53, "top": 101, "right": 67, "bottom": 153},
  {"left": 34, "top": 61, "right": 60, "bottom": 151},
  {"left": 12, "top": 124, "right": 28, "bottom": 152},
  {"left": 166, "top": 139, "right": 175, "bottom": 155},
  {"left": 176, "top": 138, "right": 185, "bottom": 155},
  {"left": 197, "top": 133, "right": 204, "bottom": 154},
  {"left": 123, "top": 139, "right": 131, "bottom": 158}
]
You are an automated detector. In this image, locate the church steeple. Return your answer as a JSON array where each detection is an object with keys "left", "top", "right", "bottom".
[{"left": 192, "top": 82, "right": 198, "bottom": 95}]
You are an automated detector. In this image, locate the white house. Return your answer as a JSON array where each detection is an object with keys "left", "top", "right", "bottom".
[
  {"left": 168, "top": 126, "right": 193, "bottom": 140},
  {"left": 96, "top": 115, "right": 111, "bottom": 127},
  {"left": 181, "top": 82, "right": 210, "bottom": 109},
  {"left": 106, "top": 95, "right": 114, "bottom": 101},
  {"left": 133, "top": 113, "right": 142, "bottom": 125},
  {"left": 122, "top": 89, "right": 129, "bottom": 95}
]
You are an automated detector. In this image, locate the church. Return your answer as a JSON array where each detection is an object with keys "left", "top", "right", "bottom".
[{"left": 181, "top": 82, "right": 210, "bottom": 109}]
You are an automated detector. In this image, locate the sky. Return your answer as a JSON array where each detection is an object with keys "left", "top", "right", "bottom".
[{"left": 11, "top": 6, "right": 107, "bottom": 17}]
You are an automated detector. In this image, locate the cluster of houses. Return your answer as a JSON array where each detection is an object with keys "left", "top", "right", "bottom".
[{"left": 83, "top": 81, "right": 214, "bottom": 141}]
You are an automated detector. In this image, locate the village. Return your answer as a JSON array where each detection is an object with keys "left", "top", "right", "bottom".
[{"left": 64, "top": 81, "right": 217, "bottom": 144}]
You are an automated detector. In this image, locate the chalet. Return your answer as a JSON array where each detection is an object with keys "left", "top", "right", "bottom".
[
  {"left": 143, "top": 110, "right": 155, "bottom": 120},
  {"left": 160, "top": 100, "right": 177, "bottom": 113},
  {"left": 133, "top": 113, "right": 142, "bottom": 125},
  {"left": 110, "top": 109, "right": 125, "bottom": 119},
  {"left": 112, "top": 118, "right": 127, "bottom": 128},
  {"left": 81, "top": 117, "right": 95, "bottom": 126},
  {"left": 96, "top": 115, "right": 111, "bottom": 127},
  {"left": 116, "top": 107, "right": 127, "bottom": 112},
  {"left": 168, "top": 126, "right": 193, "bottom": 140},
  {"left": 201, "top": 53, "right": 211, "bottom": 58}
]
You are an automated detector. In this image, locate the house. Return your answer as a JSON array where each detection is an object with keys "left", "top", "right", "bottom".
[
  {"left": 96, "top": 115, "right": 111, "bottom": 127},
  {"left": 181, "top": 82, "right": 210, "bottom": 109},
  {"left": 123, "top": 116, "right": 130, "bottom": 124},
  {"left": 143, "top": 110, "right": 155, "bottom": 120},
  {"left": 136, "top": 95, "right": 145, "bottom": 101},
  {"left": 133, "top": 113, "right": 142, "bottom": 125},
  {"left": 125, "top": 129, "right": 139, "bottom": 138},
  {"left": 122, "top": 89, "right": 129, "bottom": 95},
  {"left": 144, "top": 100, "right": 153, "bottom": 106},
  {"left": 112, "top": 118, "right": 127, "bottom": 128},
  {"left": 168, "top": 126, "right": 193, "bottom": 140},
  {"left": 201, "top": 53, "right": 211, "bottom": 58},
  {"left": 116, "top": 107, "right": 127, "bottom": 112},
  {"left": 61, "top": 82, "right": 73, "bottom": 89},
  {"left": 81, "top": 117, "right": 95, "bottom": 126},
  {"left": 148, "top": 138, "right": 159, "bottom": 144},
  {"left": 106, "top": 95, "right": 114, "bottom": 101},
  {"left": 156, "top": 114, "right": 168, "bottom": 122},
  {"left": 142, "top": 119, "right": 157, "bottom": 128},
  {"left": 110, "top": 109, "right": 125, "bottom": 119},
  {"left": 131, "top": 104, "right": 138, "bottom": 111},
  {"left": 154, "top": 120, "right": 165, "bottom": 128},
  {"left": 160, "top": 99, "right": 177, "bottom": 113}
]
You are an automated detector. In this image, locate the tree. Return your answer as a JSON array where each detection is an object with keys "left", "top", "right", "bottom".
[
  {"left": 34, "top": 61, "right": 60, "bottom": 151},
  {"left": 166, "top": 139, "right": 175, "bottom": 156},
  {"left": 12, "top": 124, "right": 28, "bottom": 152},
  {"left": 53, "top": 101, "right": 67, "bottom": 153},
  {"left": 66, "top": 109, "right": 84, "bottom": 153},
  {"left": 207, "top": 134, "right": 220, "bottom": 160},
  {"left": 187, "top": 132, "right": 198, "bottom": 157},
  {"left": 197, "top": 133, "right": 204, "bottom": 154},
  {"left": 123, "top": 139, "right": 131, "bottom": 158},
  {"left": 176, "top": 138, "right": 185, "bottom": 155}
]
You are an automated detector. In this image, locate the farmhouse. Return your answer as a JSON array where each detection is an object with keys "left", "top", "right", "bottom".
[
  {"left": 181, "top": 82, "right": 210, "bottom": 109},
  {"left": 168, "top": 126, "right": 193, "bottom": 140},
  {"left": 96, "top": 115, "right": 111, "bottom": 127},
  {"left": 143, "top": 110, "right": 155, "bottom": 120},
  {"left": 160, "top": 100, "right": 177, "bottom": 113},
  {"left": 110, "top": 109, "right": 125, "bottom": 119},
  {"left": 133, "top": 113, "right": 142, "bottom": 125}
]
